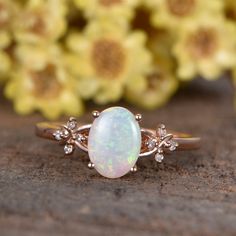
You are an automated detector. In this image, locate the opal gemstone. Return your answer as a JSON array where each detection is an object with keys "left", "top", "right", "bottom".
[{"left": 88, "top": 107, "right": 141, "bottom": 178}]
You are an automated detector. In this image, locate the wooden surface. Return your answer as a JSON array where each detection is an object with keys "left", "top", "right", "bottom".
[{"left": 0, "top": 79, "right": 236, "bottom": 236}]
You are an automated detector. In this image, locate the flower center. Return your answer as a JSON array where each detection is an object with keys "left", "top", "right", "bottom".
[
  {"left": 167, "top": 0, "right": 195, "bottom": 16},
  {"left": 0, "top": 3, "right": 10, "bottom": 28},
  {"left": 225, "top": 5, "right": 236, "bottom": 21},
  {"left": 31, "top": 64, "right": 62, "bottom": 99},
  {"left": 147, "top": 71, "right": 164, "bottom": 91},
  {"left": 187, "top": 28, "right": 218, "bottom": 59},
  {"left": 91, "top": 39, "right": 126, "bottom": 79},
  {"left": 25, "top": 11, "right": 48, "bottom": 36},
  {"left": 99, "top": 0, "right": 123, "bottom": 7}
]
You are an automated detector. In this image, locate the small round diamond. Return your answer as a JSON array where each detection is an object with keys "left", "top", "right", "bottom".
[
  {"left": 62, "top": 129, "right": 69, "bottom": 138},
  {"left": 169, "top": 141, "right": 178, "bottom": 151},
  {"left": 77, "top": 134, "right": 86, "bottom": 142},
  {"left": 64, "top": 144, "right": 73, "bottom": 155},
  {"left": 147, "top": 139, "right": 157, "bottom": 150},
  {"left": 67, "top": 120, "right": 77, "bottom": 130},
  {"left": 155, "top": 153, "right": 164, "bottom": 163},
  {"left": 54, "top": 130, "right": 62, "bottom": 141}
]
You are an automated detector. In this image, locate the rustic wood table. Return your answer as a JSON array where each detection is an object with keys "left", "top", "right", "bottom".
[{"left": 0, "top": 79, "right": 235, "bottom": 236}]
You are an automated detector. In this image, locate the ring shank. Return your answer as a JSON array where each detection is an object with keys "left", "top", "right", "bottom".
[
  {"left": 35, "top": 122, "right": 64, "bottom": 141},
  {"left": 35, "top": 122, "right": 201, "bottom": 151}
]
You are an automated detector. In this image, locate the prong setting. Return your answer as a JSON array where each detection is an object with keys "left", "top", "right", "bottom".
[
  {"left": 135, "top": 114, "right": 142, "bottom": 122},
  {"left": 92, "top": 110, "right": 100, "bottom": 119},
  {"left": 88, "top": 162, "right": 95, "bottom": 169},
  {"left": 131, "top": 165, "right": 137, "bottom": 172}
]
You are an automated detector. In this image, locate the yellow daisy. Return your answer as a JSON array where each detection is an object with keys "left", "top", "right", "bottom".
[
  {"left": 147, "top": 0, "right": 223, "bottom": 29},
  {"left": 73, "top": 0, "right": 140, "bottom": 28},
  {"left": 0, "top": 0, "right": 17, "bottom": 80},
  {"left": 14, "top": 0, "right": 67, "bottom": 44},
  {"left": 173, "top": 16, "right": 236, "bottom": 80},
  {"left": 0, "top": 49, "right": 11, "bottom": 80},
  {"left": 66, "top": 21, "right": 152, "bottom": 104},
  {"left": 0, "top": 0, "right": 18, "bottom": 48},
  {"left": 125, "top": 52, "right": 178, "bottom": 109},
  {"left": 5, "top": 44, "right": 84, "bottom": 120}
]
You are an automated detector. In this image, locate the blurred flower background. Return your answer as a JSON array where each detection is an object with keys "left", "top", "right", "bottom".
[{"left": 1, "top": 0, "right": 236, "bottom": 119}]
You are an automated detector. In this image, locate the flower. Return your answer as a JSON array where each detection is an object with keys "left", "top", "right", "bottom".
[
  {"left": 66, "top": 21, "right": 152, "bottom": 104},
  {"left": 0, "top": 49, "right": 11, "bottom": 80},
  {"left": 173, "top": 16, "right": 236, "bottom": 80},
  {"left": 147, "top": 0, "right": 223, "bottom": 29},
  {"left": 13, "top": 0, "right": 67, "bottom": 44},
  {"left": 125, "top": 56, "right": 178, "bottom": 109},
  {"left": 73, "top": 0, "right": 140, "bottom": 28},
  {"left": 5, "top": 44, "right": 84, "bottom": 119},
  {"left": 0, "top": 0, "right": 17, "bottom": 81},
  {"left": 0, "top": 0, "right": 17, "bottom": 48}
]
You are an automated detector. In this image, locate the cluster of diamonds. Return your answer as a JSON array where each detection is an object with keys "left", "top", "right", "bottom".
[
  {"left": 53, "top": 117, "right": 85, "bottom": 155},
  {"left": 147, "top": 124, "right": 178, "bottom": 163}
]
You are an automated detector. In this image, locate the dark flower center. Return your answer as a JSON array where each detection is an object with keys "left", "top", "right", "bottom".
[
  {"left": 187, "top": 27, "right": 218, "bottom": 59},
  {"left": 147, "top": 71, "right": 164, "bottom": 90},
  {"left": 167, "top": 0, "right": 195, "bottom": 17},
  {"left": 99, "top": 0, "right": 123, "bottom": 7},
  {"left": 91, "top": 39, "right": 126, "bottom": 79},
  {"left": 225, "top": 5, "right": 236, "bottom": 21},
  {"left": 31, "top": 64, "right": 62, "bottom": 99},
  {"left": 25, "top": 11, "right": 48, "bottom": 36}
]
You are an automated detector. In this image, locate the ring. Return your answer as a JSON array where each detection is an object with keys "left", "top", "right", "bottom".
[{"left": 35, "top": 107, "right": 201, "bottom": 178}]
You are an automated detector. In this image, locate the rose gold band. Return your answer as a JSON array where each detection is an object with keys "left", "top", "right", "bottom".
[{"left": 35, "top": 122, "right": 201, "bottom": 154}]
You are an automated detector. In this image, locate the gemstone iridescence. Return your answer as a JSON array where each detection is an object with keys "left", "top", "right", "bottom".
[{"left": 88, "top": 107, "right": 141, "bottom": 178}]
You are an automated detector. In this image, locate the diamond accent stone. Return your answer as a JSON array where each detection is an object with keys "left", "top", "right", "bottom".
[
  {"left": 62, "top": 129, "right": 69, "bottom": 138},
  {"left": 75, "top": 133, "right": 84, "bottom": 142},
  {"left": 147, "top": 139, "right": 157, "bottom": 150},
  {"left": 169, "top": 141, "right": 178, "bottom": 151},
  {"left": 67, "top": 120, "right": 77, "bottom": 130},
  {"left": 155, "top": 153, "right": 164, "bottom": 163},
  {"left": 64, "top": 144, "right": 74, "bottom": 155},
  {"left": 54, "top": 130, "right": 62, "bottom": 141}
]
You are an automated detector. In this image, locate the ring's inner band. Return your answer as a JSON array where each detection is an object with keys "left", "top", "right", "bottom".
[{"left": 35, "top": 122, "right": 201, "bottom": 155}]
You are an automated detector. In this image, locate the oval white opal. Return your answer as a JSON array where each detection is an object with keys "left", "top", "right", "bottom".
[{"left": 88, "top": 107, "right": 141, "bottom": 178}]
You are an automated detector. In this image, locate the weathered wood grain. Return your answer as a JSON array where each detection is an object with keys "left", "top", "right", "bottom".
[{"left": 0, "top": 79, "right": 235, "bottom": 236}]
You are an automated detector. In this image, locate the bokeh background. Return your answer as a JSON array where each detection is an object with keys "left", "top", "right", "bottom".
[{"left": 1, "top": 0, "right": 236, "bottom": 119}]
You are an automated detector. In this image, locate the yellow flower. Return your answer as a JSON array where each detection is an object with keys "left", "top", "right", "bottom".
[
  {"left": 125, "top": 53, "right": 178, "bottom": 109},
  {"left": 0, "top": 49, "right": 11, "bottom": 79},
  {"left": 147, "top": 0, "right": 223, "bottom": 29},
  {"left": 0, "top": 0, "right": 17, "bottom": 81},
  {"left": 73, "top": 0, "right": 140, "bottom": 28},
  {"left": 66, "top": 21, "right": 152, "bottom": 104},
  {"left": 14, "top": 0, "right": 67, "bottom": 44},
  {"left": 5, "top": 44, "right": 84, "bottom": 120},
  {"left": 173, "top": 16, "right": 236, "bottom": 80},
  {"left": 0, "top": 0, "right": 18, "bottom": 48}
]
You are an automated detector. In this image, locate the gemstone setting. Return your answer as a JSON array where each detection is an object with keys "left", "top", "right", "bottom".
[{"left": 88, "top": 107, "right": 141, "bottom": 178}]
